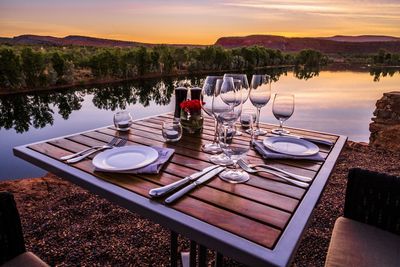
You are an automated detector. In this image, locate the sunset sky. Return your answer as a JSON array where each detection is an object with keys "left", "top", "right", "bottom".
[{"left": 1, "top": 0, "right": 399, "bottom": 44}]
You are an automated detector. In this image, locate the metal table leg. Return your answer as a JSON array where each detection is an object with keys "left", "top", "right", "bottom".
[
  {"left": 215, "top": 252, "right": 223, "bottom": 267},
  {"left": 170, "top": 231, "right": 178, "bottom": 267},
  {"left": 198, "top": 245, "right": 207, "bottom": 267}
]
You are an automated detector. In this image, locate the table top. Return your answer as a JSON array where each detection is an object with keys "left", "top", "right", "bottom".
[{"left": 13, "top": 112, "right": 347, "bottom": 267}]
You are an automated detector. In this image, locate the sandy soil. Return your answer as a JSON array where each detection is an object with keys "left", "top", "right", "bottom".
[{"left": 1, "top": 141, "right": 399, "bottom": 266}]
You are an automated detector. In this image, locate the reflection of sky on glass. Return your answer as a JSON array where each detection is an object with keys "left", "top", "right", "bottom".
[
  {"left": 1, "top": 0, "right": 399, "bottom": 44},
  {"left": 246, "top": 70, "right": 399, "bottom": 141}
]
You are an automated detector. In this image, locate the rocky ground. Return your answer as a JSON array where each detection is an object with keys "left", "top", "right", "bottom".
[{"left": 1, "top": 141, "right": 399, "bottom": 267}]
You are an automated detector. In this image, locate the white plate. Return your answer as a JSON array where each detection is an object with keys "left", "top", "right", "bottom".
[
  {"left": 92, "top": 146, "right": 159, "bottom": 171},
  {"left": 263, "top": 136, "right": 319, "bottom": 156}
]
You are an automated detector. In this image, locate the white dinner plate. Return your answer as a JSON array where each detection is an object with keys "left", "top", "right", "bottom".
[
  {"left": 263, "top": 136, "right": 319, "bottom": 156},
  {"left": 92, "top": 146, "right": 159, "bottom": 171}
]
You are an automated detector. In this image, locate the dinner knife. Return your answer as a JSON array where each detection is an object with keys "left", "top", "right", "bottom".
[
  {"left": 148, "top": 165, "right": 220, "bottom": 198},
  {"left": 164, "top": 166, "right": 225, "bottom": 204}
]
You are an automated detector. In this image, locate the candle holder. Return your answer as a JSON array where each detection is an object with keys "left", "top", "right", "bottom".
[{"left": 162, "top": 121, "right": 182, "bottom": 142}]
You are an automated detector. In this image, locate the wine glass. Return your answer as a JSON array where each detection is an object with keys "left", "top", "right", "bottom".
[
  {"left": 209, "top": 77, "right": 236, "bottom": 166},
  {"left": 223, "top": 74, "right": 249, "bottom": 135},
  {"left": 217, "top": 78, "right": 250, "bottom": 183},
  {"left": 271, "top": 94, "right": 295, "bottom": 134},
  {"left": 200, "top": 76, "right": 223, "bottom": 153},
  {"left": 248, "top": 74, "right": 271, "bottom": 136},
  {"left": 223, "top": 74, "right": 250, "bottom": 102}
]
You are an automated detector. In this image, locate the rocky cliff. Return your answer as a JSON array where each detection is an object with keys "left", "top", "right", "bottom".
[{"left": 369, "top": 91, "right": 400, "bottom": 151}]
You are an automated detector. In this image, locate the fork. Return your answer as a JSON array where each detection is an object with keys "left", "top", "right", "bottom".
[
  {"left": 243, "top": 162, "right": 312, "bottom": 182},
  {"left": 237, "top": 159, "right": 309, "bottom": 188},
  {"left": 61, "top": 137, "right": 119, "bottom": 161},
  {"left": 66, "top": 137, "right": 128, "bottom": 163}
]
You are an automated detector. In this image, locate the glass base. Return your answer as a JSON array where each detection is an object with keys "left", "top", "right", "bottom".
[
  {"left": 245, "top": 128, "right": 267, "bottom": 136},
  {"left": 219, "top": 170, "right": 250, "bottom": 184},
  {"left": 201, "top": 143, "right": 222, "bottom": 154},
  {"left": 209, "top": 154, "right": 234, "bottom": 166},
  {"left": 235, "top": 130, "right": 243, "bottom": 136},
  {"left": 271, "top": 128, "right": 290, "bottom": 135}
]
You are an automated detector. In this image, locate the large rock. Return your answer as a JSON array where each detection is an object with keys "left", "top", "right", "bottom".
[{"left": 369, "top": 91, "right": 400, "bottom": 151}]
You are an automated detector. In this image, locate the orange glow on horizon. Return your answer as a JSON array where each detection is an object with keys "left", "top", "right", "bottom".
[{"left": 1, "top": 0, "right": 399, "bottom": 45}]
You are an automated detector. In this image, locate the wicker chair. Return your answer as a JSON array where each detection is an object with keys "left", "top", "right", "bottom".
[
  {"left": 325, "top": 168, "right": 400, "bottom": 267},
  {"left": 0, "top": 192, "right": 48, "bottom": 267}
]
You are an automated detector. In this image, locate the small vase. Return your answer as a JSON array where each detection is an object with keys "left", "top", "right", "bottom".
[{"left": 180, "top": 110, "right": 203, "bottom": 134}]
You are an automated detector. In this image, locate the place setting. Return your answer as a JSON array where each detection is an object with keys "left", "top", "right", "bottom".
[
  {"left": 60, "top": 110, "right": 175, "bottom": 175},
  {"left": 179, "top": 73, "right": 335, "bottom": 187}
]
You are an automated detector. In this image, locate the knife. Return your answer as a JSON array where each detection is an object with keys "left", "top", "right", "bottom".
[
  {"left": 148, "top": 165, "right": 220, "bottom": 198},
  {"left": 164, "top": 166, "right": 225, "bottom": 204}
]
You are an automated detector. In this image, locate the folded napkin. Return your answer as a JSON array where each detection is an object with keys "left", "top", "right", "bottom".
[
  {"left": 253, "top": 141, "right": 325, "bottom": 161},
  {"left": 95, "top": 146, "right": 174, "bottom": 174}
]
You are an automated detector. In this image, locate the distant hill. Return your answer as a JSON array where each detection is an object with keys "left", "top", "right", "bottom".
[
  {"left": 214, "top": 35, "right": 400, "bottom": 53},
  {"left": 0, "top": 34, "right": 203, "bottom": 48},
  {"left": 2, "top": 34, "right": 148, "bottom": 47},
  {"left": 318, "top": 35, "right": 400, "bottom": 42},
  {"left": 1, "top": 34, "right": 400, "bottom": 54}
]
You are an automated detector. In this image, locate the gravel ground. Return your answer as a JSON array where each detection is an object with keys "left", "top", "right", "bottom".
[{"left": 1, "top": 141, "right": 399, "bottom": 267}]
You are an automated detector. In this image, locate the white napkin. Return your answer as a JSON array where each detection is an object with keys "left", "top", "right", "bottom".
[
  {"left": 95, "top": 146, "right": 174, "bottom": 174},
  {"left": 253, "top": 141, "right": 325, "bottom": 161}
]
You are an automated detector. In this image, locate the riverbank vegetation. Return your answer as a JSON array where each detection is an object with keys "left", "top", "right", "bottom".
[{"left": 0, "top": 45, "right": 327, "bottom": 92}]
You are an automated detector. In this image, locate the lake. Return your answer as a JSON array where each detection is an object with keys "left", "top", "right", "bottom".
[{"left": 1, "top": 67, "right": 399, "bottom": 180}]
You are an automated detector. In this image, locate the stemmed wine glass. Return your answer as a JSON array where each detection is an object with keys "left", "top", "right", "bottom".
[
  {"left": 223, "top": 74, "right": 249, "bottom": 135},
  {"left": 216, "top": 77, "right": 250, "bottom": 183},
  {"left": 200, "top": 76, "right": 223, "bottom": 153},
  {"left": 209, "top": 77, "right": 235, "bottom": 166},
  {"left": 271, "top": 94, "right": 295, "bottom": 134},
  {"left": 248, "top": 74, "right": 271, "bottom": 136}
]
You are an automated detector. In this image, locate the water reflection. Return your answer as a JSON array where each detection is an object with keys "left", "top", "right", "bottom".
[
  {"left": 369, "top": 67, "right": 400, "bottom": 82},
  {"left": 0, "top": 77, "right": 180, "bottom": 133},
  {"left": 293, "top": 65, "right": 320, "bottom": 80},
  {"left": 1, "top": 66, "right": 399, "bottom": 133}
]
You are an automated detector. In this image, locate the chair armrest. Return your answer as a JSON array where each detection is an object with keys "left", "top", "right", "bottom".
[
  {"left": 344, "top": 168, "right": 400, "bottom": 235},
  {"left": 0, "top": 192, "right": 26, "bottom": 265}
]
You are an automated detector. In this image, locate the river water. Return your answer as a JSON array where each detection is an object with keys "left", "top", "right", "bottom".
[{"left": 1, "top": 67, "right": 399, "bottom": 180}]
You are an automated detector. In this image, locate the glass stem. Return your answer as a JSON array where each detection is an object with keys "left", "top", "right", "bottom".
[
  {"left": 279, "top": 119, "right": 284, "bottom": 131},
  {"left": 223, "top": 124, "right": 228, "bottom": 146},
  {"left": 256, "top": 107, "right": 261, "bottom": 131},
  {"left": 213, "top": 119, "right": 219, "bottom": 144}
]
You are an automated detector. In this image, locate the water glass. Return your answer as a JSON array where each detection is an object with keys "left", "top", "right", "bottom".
[
  {"left": 162, "top": 121, "right": 182, "bottom": 142},
  {"left": 240, "top": 109, "right": 256, "bottom": 129},
  {"left": 113, "top": 111, "right": 133, "bottom": 131}
]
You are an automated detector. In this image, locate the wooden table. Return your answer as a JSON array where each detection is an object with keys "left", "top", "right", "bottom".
[{"left": 13, "top": 113, "right": 347, "bottom": 267}]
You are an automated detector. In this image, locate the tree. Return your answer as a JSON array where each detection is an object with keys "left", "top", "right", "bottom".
[
  {"left": 21, "top": 48, "right": 47, "bottom": 87},
  {"left": 51, "top": 52, "right": 66, "bottom": 78},
  {"left": 0, "top": 48, "right": 22, "bottom": 88},
  {"left": 134, "top": 46, "right": 151, "bottom": 76}
]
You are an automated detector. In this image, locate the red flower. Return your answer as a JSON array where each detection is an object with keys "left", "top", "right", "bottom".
[{"left": 180, "top": 99, "right": 204, "bottom": 113}]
